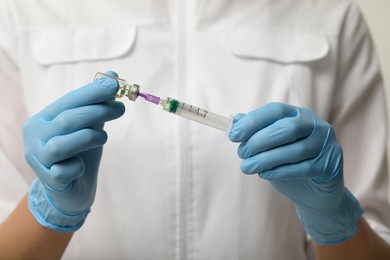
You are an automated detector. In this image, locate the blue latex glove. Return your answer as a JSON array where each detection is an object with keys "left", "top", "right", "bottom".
[
  {"left": 229, "top": 102, "right": 363, "bottom": 244},
  {"left": 24, "top": 72, "right": 125, "bottom": 232}
]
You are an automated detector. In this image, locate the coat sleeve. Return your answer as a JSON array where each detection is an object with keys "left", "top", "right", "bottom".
[
  {"left": 0, "top": 0, "right": 32, "bottom": 222},
  {"left": 330, "top": 1, "right": 390, "bottom": 243}
]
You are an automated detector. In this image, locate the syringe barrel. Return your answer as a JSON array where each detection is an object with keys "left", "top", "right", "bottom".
[{"left": 161, "top": 98, "right": 232, "bottom": 134}]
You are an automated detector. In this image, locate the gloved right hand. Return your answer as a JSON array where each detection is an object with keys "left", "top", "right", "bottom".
[
  {"left": 229, "top": 103, "right": 363, "bottom": 244},
  {"left": 24, "top": 72, "right": 125, "bottom": 232}
]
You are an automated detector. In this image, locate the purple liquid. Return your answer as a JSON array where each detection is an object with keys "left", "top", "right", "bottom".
[{"left": 139, "top": 93, "right": 161, "bottom": 105}]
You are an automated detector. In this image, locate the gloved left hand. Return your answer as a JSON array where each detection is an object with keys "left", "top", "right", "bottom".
[
  {"left": 229, "top": 102, "right": 363, "bottom": 244},
  {"left": 24, "top": 72, "right": 125, "bottom": 232}
]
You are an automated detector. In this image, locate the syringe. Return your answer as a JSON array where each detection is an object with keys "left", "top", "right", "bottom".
[
  {"left": 94, "top": 72, "right": 232, "bottom": 134},
  {"left": 139, "top": 93, "right": 233, "bottom": 134}
]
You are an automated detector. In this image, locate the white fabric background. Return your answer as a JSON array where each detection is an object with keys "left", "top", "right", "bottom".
[{"left": 355, "top": 0, "right": 390, "bottom": 200}]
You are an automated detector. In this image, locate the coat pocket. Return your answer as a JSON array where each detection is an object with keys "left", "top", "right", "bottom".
[
  {"left": 225, "top": 29, "right": 329, "bottom": 63},
  {"left": 219, "top": 28, "right": 330, "bottom": 108},
  {"left": 31, "top": 26, "right": 136, "bottom": 65}
]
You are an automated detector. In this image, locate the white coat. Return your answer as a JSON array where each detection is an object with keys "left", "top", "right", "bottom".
[{"left": 1, "top": 0, "right": 390, "bottom": 259}]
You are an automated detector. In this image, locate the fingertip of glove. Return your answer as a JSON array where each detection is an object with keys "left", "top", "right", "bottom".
[
  {"left": 96, "top": 77, "right": 119, "bottom": 96},
  {"left": 240, "top": 161, "right": 257, "bottom": 175},
  {"left": 258, "top": 172, "right": 269, "bottom": 180},
  {"left": 228, "top": 129, "right": 237, "bottom": 142},
  {"left": 114, "top": 101, "right": 126, "bottom": 117},
  {"left": 95, "top": 71, "right": 119, "bottom": 86},
  {"left": 228, "top": 114, "right": 246, "bottom": 142},
  {"left": 94, "top": 130, "right": 109, "bottom": 145},
  {"left": 236, "top": 145, "right": 248, "bottom": 159},
  {"left": 104, "top": 71, "right": 119, "bottom": 77}
]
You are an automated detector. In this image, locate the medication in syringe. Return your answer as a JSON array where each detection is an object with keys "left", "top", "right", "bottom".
[
  {"left": 94, "top": 72, "right": 232, "bottom": 134},
  {"left": 139, "top": 93, "right": 232, "bottom": 134}
]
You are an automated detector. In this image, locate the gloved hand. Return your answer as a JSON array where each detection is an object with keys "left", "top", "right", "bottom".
[
  {"left": 24, "top": 71, "right": 125, "bottom": 232},
  {"left": 229, "top": 102, "right": 363, "bottom": 244}
]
